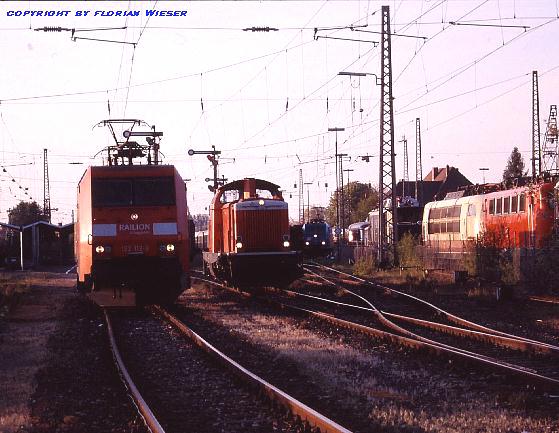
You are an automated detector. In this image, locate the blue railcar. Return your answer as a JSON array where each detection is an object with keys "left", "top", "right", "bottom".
[{"left": 302, "top": 219, "right": 333, "bottom": 257}]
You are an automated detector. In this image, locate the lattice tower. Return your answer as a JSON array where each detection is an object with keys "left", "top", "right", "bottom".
[{"left": 378, "top": 5, "right": 398, "bottom": 266}]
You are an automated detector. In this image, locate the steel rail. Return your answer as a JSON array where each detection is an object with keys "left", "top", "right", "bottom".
[
  {"left": 529, "top": 296, "right": 559, "bottom": 305},
  {"left": 306, "top": 262, "right": 559, "bottom": 353},
  {"left": 288, "top": 304, "right": 559, "bottom": 388},
  {"left": 104, "top": 310, "right": 166, "bottom": 433},
  {"left": 191, "top": 275, "right": 559, "bottom": 389},
  {"left": 278, "top": 286, "right": 554, "bottom": 354},
  {"left": 151, "top": 304, "right": 353, "bottom": 433}
]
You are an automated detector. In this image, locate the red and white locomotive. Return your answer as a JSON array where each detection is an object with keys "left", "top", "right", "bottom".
[
  {"left": 422, "top": 180, "right": 557, "bottom": 252},
  {"left": 75, "top": 120, "right": 190, "bottom": 306},
  {"left": 203, "top": 178, "right": 300, "bottom": 287}
]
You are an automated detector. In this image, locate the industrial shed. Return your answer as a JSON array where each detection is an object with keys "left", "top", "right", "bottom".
[{"left": 0, "top": 221, "right": 74, "bottom": 268}]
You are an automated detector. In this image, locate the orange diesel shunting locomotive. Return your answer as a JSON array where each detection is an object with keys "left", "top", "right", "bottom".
[
  {"left": 203, "top": 178, "right": 301, "bottom": 287},
  {"left": 75, "top": 164, "right": 190, "bottom": 306}
]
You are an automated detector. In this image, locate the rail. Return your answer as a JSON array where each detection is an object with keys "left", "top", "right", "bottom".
[
  {"left": 152, "top": 303, "right": 353, "bottom": 433},
  {"left": 104, "top": 310, "right": 166, "bottom": 433}
]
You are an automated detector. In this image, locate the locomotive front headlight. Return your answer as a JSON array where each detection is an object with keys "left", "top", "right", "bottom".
[
  {"left": 283, "top": 240, "right": 290, "bottom": 248},
  {"left": 305, "top": 241, "right": 310, "bottom": 246},
  {"left": 321, "top": 241, "right": 326, "bottom": 245},
  {"left": 95, "top": 245, "right": 105, "bottom": 254},
  {"left": 314, "top": 234, "right": 318, "bottom": 238},
  {"left": 166, "top": 243, "right": 175, "bottom": 252},
  {"left": 236, "top": 242, "right": 243, "bottom": 249}
]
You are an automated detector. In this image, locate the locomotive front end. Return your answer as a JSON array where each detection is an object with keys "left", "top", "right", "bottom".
[
  {"left": 203, "top": 178, "right": 301, "bottom": 287},
  {"left": 76, "top": 165, "right": 190, "bottom": 306}
]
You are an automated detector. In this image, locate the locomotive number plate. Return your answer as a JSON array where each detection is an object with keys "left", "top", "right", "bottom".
[{"left": 122, "top": 244, "right": 147, "bottom": 255}]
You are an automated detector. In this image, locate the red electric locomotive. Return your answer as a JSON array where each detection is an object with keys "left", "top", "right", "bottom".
[
  {"left": 423, "top": 180, "right": 557, "bottom": 252},
  {"left": 75, "top": 120, "right": 190, "bottom": 306},
  {"left": 203, "top": 178, "right": 300, "bottom": 287}
]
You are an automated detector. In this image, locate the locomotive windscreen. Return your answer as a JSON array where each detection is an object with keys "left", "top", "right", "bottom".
[
  {"left": 93, "top": 177, "right": 175, "bottom": 207},
  {"left": 304, "top": 224, "right": 325, "bottom": 236}
]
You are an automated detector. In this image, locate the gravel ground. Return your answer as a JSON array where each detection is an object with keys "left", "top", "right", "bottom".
[
  {"left": 0, "top": 272, "right": 75, "bottom": 433},
  {"left": 112, "top": 310, "right": 304, "bottom": 433},
  {"left": 177, "top": 281, "right": 559, "bottom": 433},
  {"left": 0, "top": 270, "right": 148, "bottom": 433}
]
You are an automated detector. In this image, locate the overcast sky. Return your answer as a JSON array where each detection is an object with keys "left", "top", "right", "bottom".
[{"left": 1, "top": 0, "right": 558, "bottom": 223}]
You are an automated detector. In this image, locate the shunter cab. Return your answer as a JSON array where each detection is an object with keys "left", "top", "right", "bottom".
[
  {"left": 203, "top": 178, "right": 301, "bottom": 287},
  {"left": 75, "top": 120, "right": 190, "bottom": 306}
]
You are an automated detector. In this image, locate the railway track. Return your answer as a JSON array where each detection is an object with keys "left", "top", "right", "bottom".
[
  {"left": 192, "top": 269, "right": 559, "bottom": 389},
  {"left": 298, "top": 263, "right": 559, "bottom": 388},
  {"left": 104, "top": 306, "right": 352, "bottom": 433}
]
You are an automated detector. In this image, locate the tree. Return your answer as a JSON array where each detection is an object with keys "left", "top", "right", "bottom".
[
  {"left": 8, "top": 201, "right": 48, "bottom": 226},
  {"left": 325, "top": 182, "right": 379, "bottom": 227},
  {"left": 502, "top": 147, "right": 525, "bottom": 181}
]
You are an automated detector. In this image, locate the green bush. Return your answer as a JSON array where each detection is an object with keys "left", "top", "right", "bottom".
[
  {"left": 353, "top": 255, "right": 376, "bottom": 277},
  {"left": 396, "top": 232, "right": 421, "bottom": 269}
]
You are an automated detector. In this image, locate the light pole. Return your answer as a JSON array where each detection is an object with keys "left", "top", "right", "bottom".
[
  {"left": 338, "top": 71, "right": 388, "bottom": 263},
  {"left": 328, "top": 127, "right": 345, "bottom": 239},
  {"left": 344, "top": 169, "right": 354, "bottom": 224},
  {"left": 338, "top": 71, "right": 381, "bottom": 85},
  {"left": 479, "top": 167, "right": 489, "bottom": 184},
  {"left": 304, "top": 182, "right": 313, "bottom": 222}
]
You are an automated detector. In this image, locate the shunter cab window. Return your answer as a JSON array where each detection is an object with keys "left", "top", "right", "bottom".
[
  {"left": 93, "top": 177, "right": 175, "bottom": 207},
  {"left": 489, "top": 199, "right": 495, "bottom": 215}
]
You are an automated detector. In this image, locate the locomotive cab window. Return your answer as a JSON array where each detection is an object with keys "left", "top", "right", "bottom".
[
  {"left": 489, "top": 199, "right": 495, "bottom": 215},
  {"left": 467, "top": 204, "right": 476, "bottom": 216},
  {"left": 135, "top": 178, "right": 175, "bottom": 206},
  {"left": 93, "top": 179, "right": 133, "bottom": 206},
  {"left": 93, "top": 177, "right": 175, "bottom": 207}
]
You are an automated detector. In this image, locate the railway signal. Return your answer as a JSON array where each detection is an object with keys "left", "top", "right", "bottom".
[{"left": 188, "top": 145, "right": 221, "bottom": 190}]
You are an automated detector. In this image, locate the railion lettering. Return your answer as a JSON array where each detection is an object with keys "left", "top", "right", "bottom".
[{"left": 119, "top": 223, "right": 151, "bottom": 232}]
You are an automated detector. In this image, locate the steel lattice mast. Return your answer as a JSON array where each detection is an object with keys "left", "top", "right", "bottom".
[
  {"left": 399, "top": 136, "right": 408, "bottom": 197},
  {"left": 378, "top": 5, "right": 398, "bottom": 266},
  {"left": 542, "top": 105, "right": 558, "bottom": 174},
  {"left": 532, "top": 71, "right": 541, "bottom": 179},
  {"left": 415, "top": 118, "right": 423, "bottom": 205},
  {"left": 43, "top": 148, "right": 51, "bottom": 223},
  {"left": 299, "top": 168, "right": 304, "bottom": 224}
]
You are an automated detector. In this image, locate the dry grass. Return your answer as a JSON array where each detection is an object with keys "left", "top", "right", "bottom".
[
  {"left": 0, "top": 273, "right": 31, "bottom": 317},
  {"left": 187, "top": 285, "right": 559, "bottom": 433}
]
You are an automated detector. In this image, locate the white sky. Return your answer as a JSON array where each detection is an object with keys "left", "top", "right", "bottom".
[{"left": 1, "top": 0, "right": 558, "bottom": 224}]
